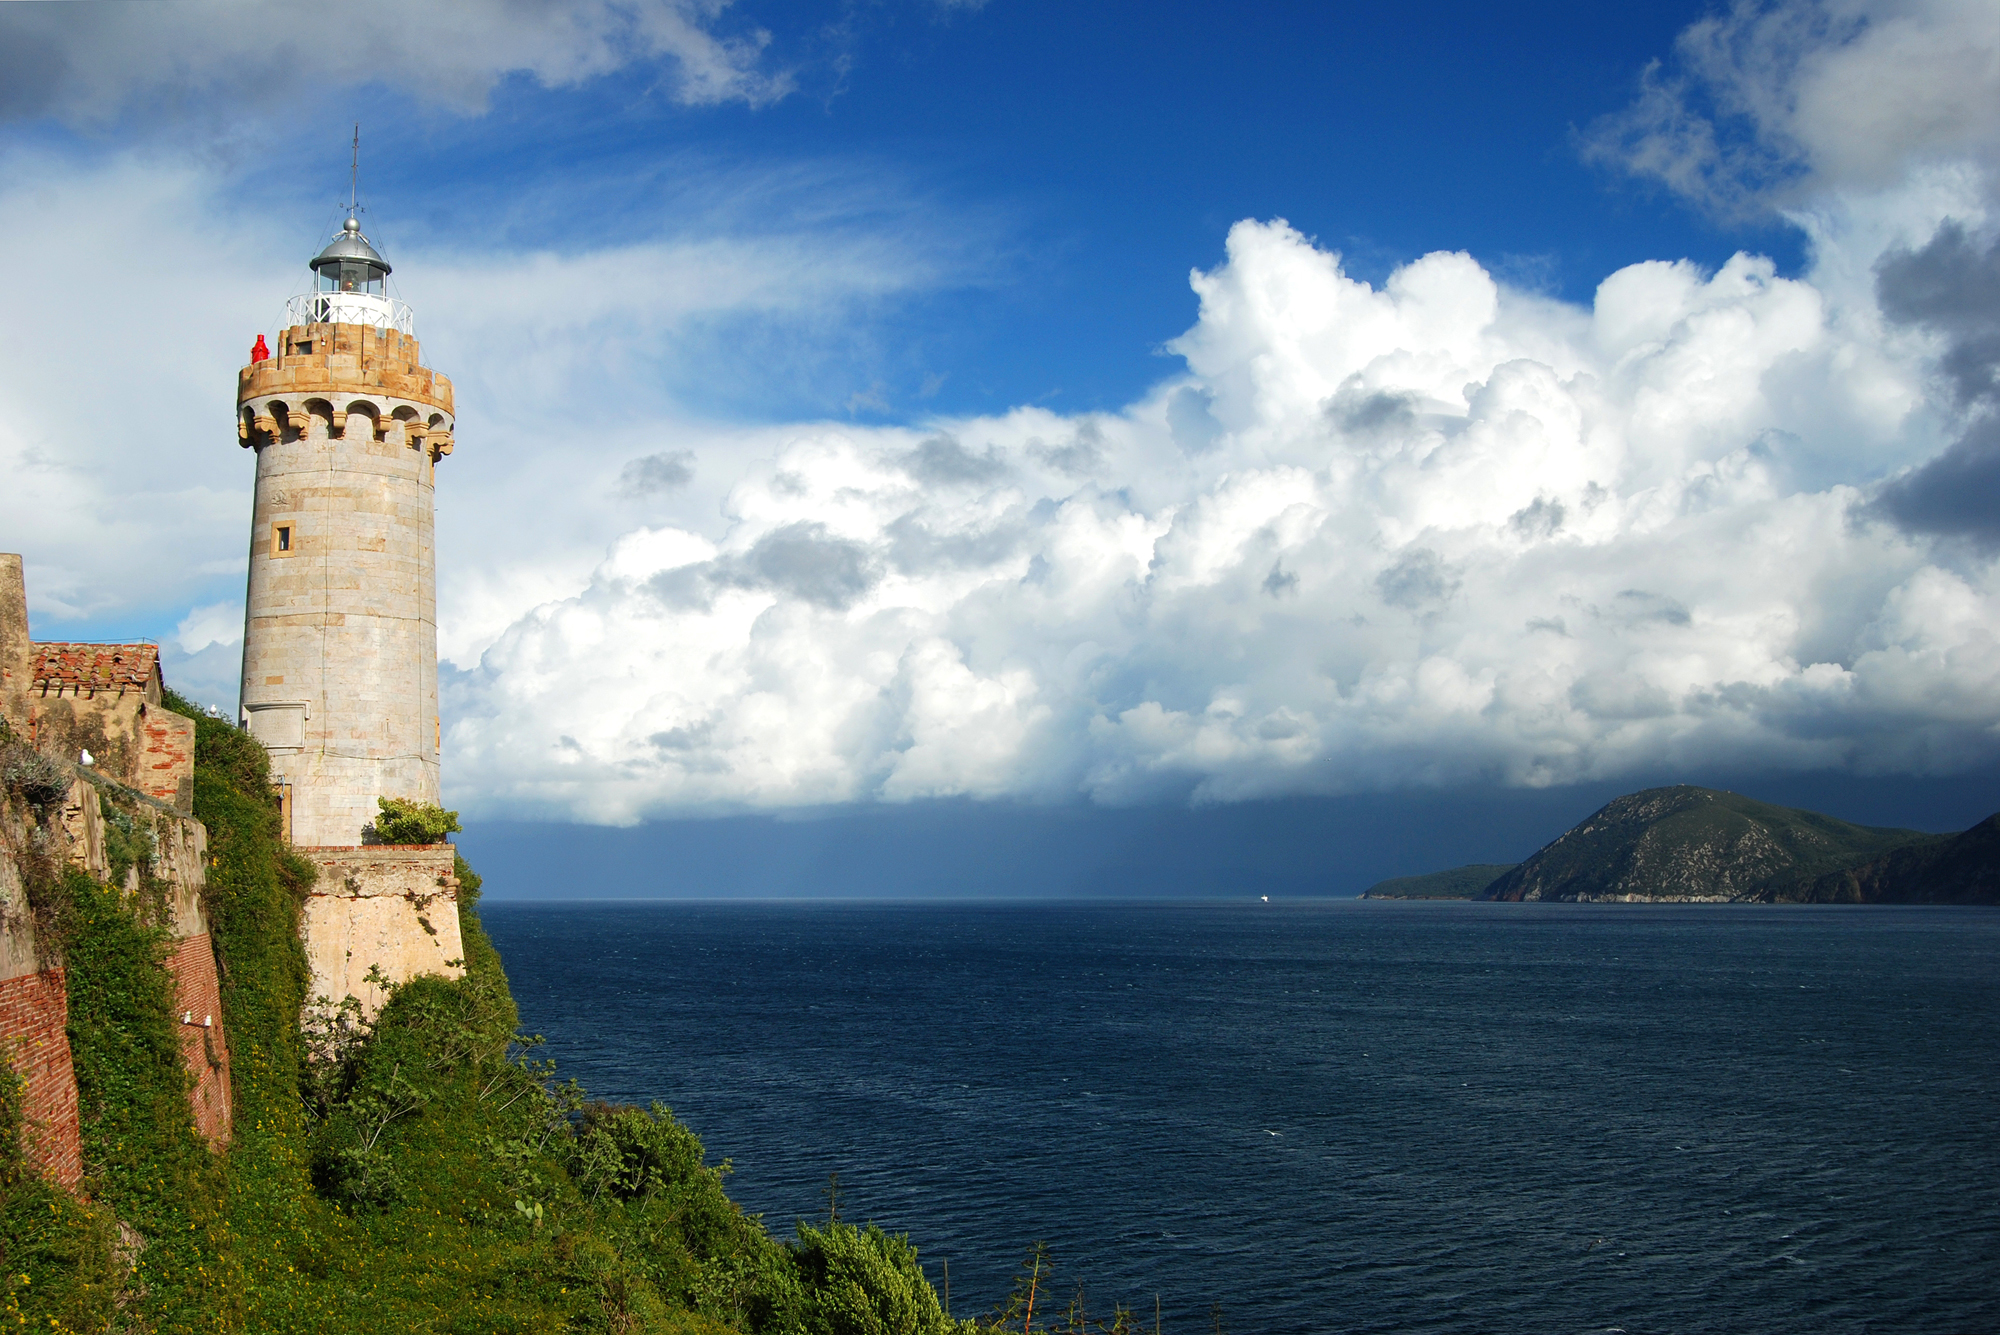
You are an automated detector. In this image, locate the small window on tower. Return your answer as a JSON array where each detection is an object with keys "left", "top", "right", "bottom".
[{"left": 273, "top": 524, "right": 293, "bottom": 556}]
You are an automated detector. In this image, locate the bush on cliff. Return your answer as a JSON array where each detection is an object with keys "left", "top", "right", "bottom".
[{"left": 366, "top": 797, "right": 462, "bottom": 847}]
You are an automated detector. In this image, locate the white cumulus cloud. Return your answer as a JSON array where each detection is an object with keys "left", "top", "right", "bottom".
[{"left": 444, "top": 212, "right": 1999, "bottom": 821}]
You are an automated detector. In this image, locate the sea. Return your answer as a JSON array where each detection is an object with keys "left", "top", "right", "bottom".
[{"left": 481, "top": 900, "right": 2000, "bottom": 1334}]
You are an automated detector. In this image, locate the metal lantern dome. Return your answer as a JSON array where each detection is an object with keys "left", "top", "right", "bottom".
[{"left": 310, "top": 217, "right": 392, "bottom": 295}]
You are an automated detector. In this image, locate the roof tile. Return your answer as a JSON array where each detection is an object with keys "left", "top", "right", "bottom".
[{"left": 33, "top": 643, "right": 159, "bottom": 692}]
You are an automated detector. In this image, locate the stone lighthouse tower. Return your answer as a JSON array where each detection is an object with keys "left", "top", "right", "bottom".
[{"left": 236, "top": 207, "right": 465, "bottom": 1017}]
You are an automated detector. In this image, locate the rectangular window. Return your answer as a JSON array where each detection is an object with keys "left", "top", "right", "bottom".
[{"left": 272, "top": 523, "right": 293, "bottom": 556}]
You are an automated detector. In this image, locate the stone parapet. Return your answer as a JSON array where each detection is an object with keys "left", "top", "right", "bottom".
[
  {"left": 238, "top": 323, "right": 452, "bottom": 420},
  {"left": 299, "top": 844, "right": 465, "bottom": 1021},
  {"left": 138, "top": 711, "right": 196, "bottom": 815}
]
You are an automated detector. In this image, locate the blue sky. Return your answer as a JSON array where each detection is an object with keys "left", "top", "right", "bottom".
[
  {"left": 224, "top": 0, "right": 1806, "bottom": 425},
  {"left": 3, "top": 0, "right": 1998, "bottom": 894}
]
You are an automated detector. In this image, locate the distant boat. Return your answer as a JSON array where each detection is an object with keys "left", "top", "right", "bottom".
[{"left": 1260, "top": 895, "right": 1269, "bottom": 902}]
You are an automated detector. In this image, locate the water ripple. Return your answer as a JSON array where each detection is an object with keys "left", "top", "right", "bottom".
[{"left": 486, "top": 900, "right": 2000, "bottom": 1334}]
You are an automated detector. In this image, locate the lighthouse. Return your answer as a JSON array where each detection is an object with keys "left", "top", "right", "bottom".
[{"left": 236, "top": 204, "right": 465, "bottom": 1017}]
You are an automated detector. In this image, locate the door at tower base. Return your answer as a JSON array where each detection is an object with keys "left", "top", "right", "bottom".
[{"left": 301, "top": 844, "right": 465, "bottom": 1022}]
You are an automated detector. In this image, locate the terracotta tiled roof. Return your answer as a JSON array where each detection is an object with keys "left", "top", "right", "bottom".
[{"left": 32, "top": 642, "right": 159, "bottom": 693}]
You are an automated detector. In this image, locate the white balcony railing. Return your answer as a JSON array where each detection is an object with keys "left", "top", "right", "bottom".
[{"left": 285, "top": 291, "right": 414, "bottom": 334}]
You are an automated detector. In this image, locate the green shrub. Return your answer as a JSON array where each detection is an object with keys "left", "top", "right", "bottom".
[
  {"left": 788, "top": 1220, "right": 971, "bottom": 1335},
  {"left": 368, "top": 797, "right": 462, "bottom": 846}
]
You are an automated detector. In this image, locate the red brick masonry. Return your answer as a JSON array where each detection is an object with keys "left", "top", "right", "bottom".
[
  {"left": 165, "top": 934, "right": 232, "bottom": 1148},
  {"left": 140, "top": 711, "right": 197, "bottom": 814},
  {"left": 0, "top": 967, "right": 82, "bottom": 1188}
]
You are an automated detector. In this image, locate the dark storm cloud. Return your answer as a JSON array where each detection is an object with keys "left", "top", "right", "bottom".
[
  {"left": 884, "top": 511, "right": 1023, "bottom": 574},
  {"left": 1873, "top": 221, "right": 2000, "bottom": 544},
  {"left": 1873, "top": 417, "right": 2000, "bottom": 545},
  {"left": 1610, "top": 590, "right": 1692, "bottom": 627},
  {"left": 0, "top": 22, "right": 65, "bottom": 121},
  {"left": 646, "top": 522, "right": 882, "bottom": 611},
  {"left": 1876, "top": 221, "right": 2000, "bottom": 408},
  {"left": 1330, "top": 385, "right": 1421, "bottom": 435}
]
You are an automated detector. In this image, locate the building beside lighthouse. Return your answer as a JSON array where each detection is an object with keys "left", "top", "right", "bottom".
[{"left": 236, "top": 214, "right": 465, "bottom": 1018}]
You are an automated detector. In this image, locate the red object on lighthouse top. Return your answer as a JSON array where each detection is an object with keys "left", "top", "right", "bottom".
[{"left": 250, "top": 334, "right": 270, "bottom": 363}]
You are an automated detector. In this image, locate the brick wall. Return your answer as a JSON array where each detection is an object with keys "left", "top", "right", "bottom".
[
  {"left": 164, "top": 934, "right": 232, "bottom": 1148},
  {"left": 140, "top": 711, "right": 196, "bottom": 815},
  {"left": 0, "top": 968, "right": 82, "bottom": 1189}
]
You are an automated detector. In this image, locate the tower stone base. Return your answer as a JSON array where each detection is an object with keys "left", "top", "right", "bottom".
[{"left": 300, "top": 845, "right": 465, "bottom": 1021}]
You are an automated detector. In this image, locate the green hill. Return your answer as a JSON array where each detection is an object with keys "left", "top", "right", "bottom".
[
  {"left": 1799, "top": 812, "right": 2000, "bottom": 903},
  {"left": 1478, "top": 786, "right": 1938, "bottom": 903},
  {"left": 1361, "top": 864, "right": 1517, "bottom": 899}
]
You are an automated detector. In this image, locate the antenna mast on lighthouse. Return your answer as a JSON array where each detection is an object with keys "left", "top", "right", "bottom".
[{"left": 347, "top": 124, "right": 362, "bottom": 223}]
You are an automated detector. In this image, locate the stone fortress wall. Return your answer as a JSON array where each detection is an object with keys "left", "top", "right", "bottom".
[{"left": 0, "top": 555, "right": 233, "bottom": 1184}]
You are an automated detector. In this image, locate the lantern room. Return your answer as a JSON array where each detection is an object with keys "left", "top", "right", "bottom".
[
  {"left": 312, "top": 217, "right": 391, "bottom": 294},
  {"left": 290, "top": 216, "right": 412, "bottom": 333}
]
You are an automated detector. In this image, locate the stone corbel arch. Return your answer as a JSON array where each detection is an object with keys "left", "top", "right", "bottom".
[
  {"left": 342, "top": 399, "right": 384, "bottom": 440},
  {"left": 263, "top": 400, "right": 297, "bottom": 443},
  {"left": 425, "top": 412, "right": 454, "bottom": 459},
  {"left": 302, "top": 398, "right": 337, "bottom": 440},
  {"left": 392, "top": 405, "right": 426, "bottom": 450}
]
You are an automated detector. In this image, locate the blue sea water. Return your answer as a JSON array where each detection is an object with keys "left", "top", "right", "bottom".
[{"left": 481, "top": 900, "right": 2000, "bottom": 1334}]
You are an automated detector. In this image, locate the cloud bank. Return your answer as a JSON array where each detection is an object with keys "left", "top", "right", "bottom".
[{"left": 447, "top": 208, "right": 1999, "bottom": 820}]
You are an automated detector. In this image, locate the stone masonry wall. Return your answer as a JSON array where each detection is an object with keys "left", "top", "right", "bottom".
[
  {"left": 237, "top": 327, "right": 452, "bottom": 849},
  {"left": 301, "top": 844, "right": 465, "bottom": 1021},
  {"left": 1, "top": 556, "right": 232, "bottom": 1174},
  {"left": 3, "top": 764, "right": 227, "bottom": 1183}
]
